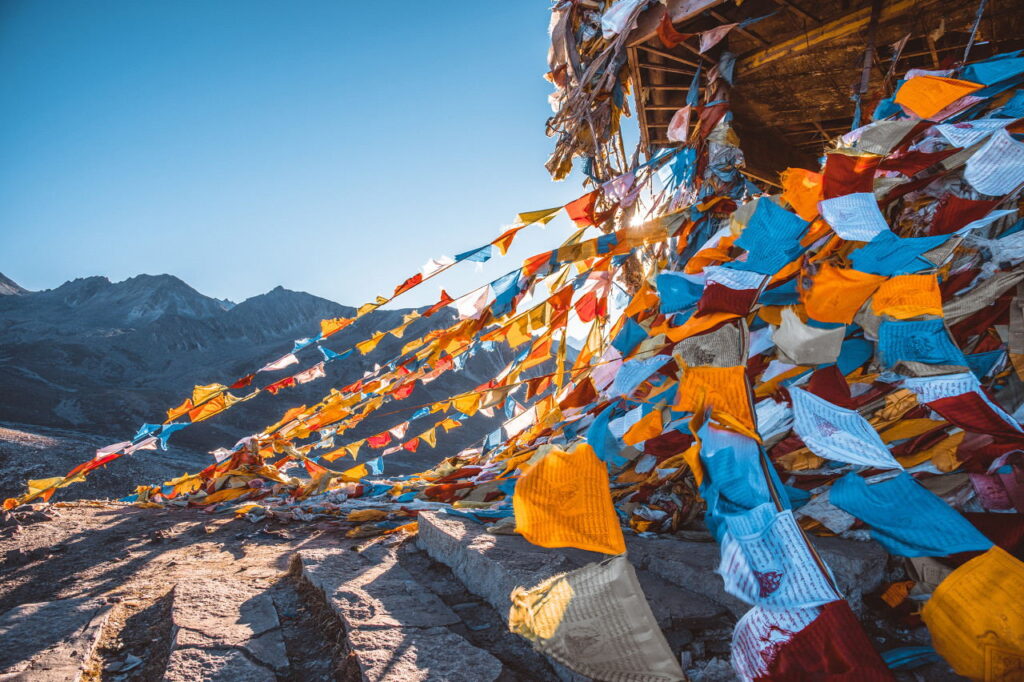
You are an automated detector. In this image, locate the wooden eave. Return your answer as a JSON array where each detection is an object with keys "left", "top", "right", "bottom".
[{"left": 626, "top": 0, "right": 1024, "bottom": 180}]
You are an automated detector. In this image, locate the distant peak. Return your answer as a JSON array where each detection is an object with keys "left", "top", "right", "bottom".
[{"left": 0, "top": 272, "right": 29, "bottom": 295}]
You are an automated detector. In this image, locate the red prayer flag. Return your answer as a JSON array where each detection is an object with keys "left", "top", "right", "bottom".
[
  {"left": 822, "top": 153, "right": 881, "bottom": 198},
  {"left": 265, "top": 377, "right": 296, "bottom": 395},
  {"left": 402, "top": 438, "right": 420, "bottom": 453},
  {"left": 394, "top": 273, "right": 424, "bottom": 297},
  {"left": 657, "top": 12, "right": 691, "bottom": 48},
  {"left": 391, "top": 381, "right": 414, "bottom": 400},
  {"left": 367, "top": 432, "right": 392, "bottom": 448},
  {"left": 230, "top": 374, "right": 255, "bottom": 389},
  {"left": 425, "top": 289, "right": 454, "bottom": 317},
  {"left": 564, "top": 191, "right": 599, "bottom": 227}
]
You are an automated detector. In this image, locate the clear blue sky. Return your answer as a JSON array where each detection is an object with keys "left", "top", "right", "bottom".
[{"left": 0, "top": 1, "right": 588, "bottom": 307}]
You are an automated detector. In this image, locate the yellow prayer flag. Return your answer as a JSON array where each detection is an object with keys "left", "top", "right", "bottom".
[
  {"left": 320, "top": 317, "right": 353, "bottom": 337},
  {"left": 439, "top": 418, "right": 462, "bottom": 432},
  {"left": 342, "top": 463, "right": 369, "bottom": 481},
  {"left": 453, "top": 392, "right": 482, "bottom": 417},
  {"left": 516, "top": 206, "right": 561, "bottom": 226},
  {"left": 922, "top": 547, "right": 1024, "bottom": 680},
  {"left": 203, "top": 487, "right": 249, "bottom": 504},
  {"left": 192, "top": 383, "right": 227, "bottom": 405}
]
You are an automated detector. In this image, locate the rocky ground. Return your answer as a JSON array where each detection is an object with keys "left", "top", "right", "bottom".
[
  {"left": 0, "top": 422, "right": 210, "bottom": 503},
  {"left": 0, "top": 502, "right": 964, "bottom": 681}
]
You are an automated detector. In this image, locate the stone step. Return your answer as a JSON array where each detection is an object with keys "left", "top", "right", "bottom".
[
  {"left": 626, "top": 532, "right": 888, "bottom": 617},
  {"left": 415, "top": 511, "right": 731, "bottom": 632},
  {"left": 295, "top": 546, "right": 504, "bottom": 682},
  {"left": 161, "top": 580, "right": 289, "bottom": 682},
  {"left": 0, "top": 596, "right": 111, "bottom": 681}
]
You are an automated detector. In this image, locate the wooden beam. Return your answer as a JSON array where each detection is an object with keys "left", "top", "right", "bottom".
[
  {"left": 770, "top": 0, "right": 819, "bottom": 25},
  {"left": 637, "top": 45, "right": 699, "bottom": 68},
  {"left": 737, "top": 0, "right": 945, "bottom": 72},
  {"left": 811, "top": 120, "right": 830, "bottom": 141},
  {"left": 628, "top": 46, "right": 653, "bottom": 157},
  {"left": 638, "top": 63, "right": 696, "bottom": 76}
]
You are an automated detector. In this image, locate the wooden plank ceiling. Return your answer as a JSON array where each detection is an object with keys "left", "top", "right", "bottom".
[{"left": 626, "top": 0, "right": 1024, "bottom": 178}]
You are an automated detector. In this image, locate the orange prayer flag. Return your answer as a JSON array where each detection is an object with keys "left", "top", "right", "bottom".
[
  {"left": 657, "top": 11, "right": 690, "bottom": 48},
  {"left": 322, "top": 446, "right": 346, "bottom": 462},
  {"left": 622, "top": 409, "right": 663, "bottom": 446},
  {"left": 520, "top": 335, "right": 554, "bottom": 372},
  {"left": 802, "top": 263, "right": 886, "bottom": 324},
  {"left": 523, "top": 250, "right": 556, "bottom": 276},
  {"left": 439, "top": 418, "right": 462, "bottom": 432},
  {"left": 675, "top": 365, "right": 756, "bottom": 437},
  {"left": 871, "top": 274, "right": 943, "bottom": 320},
  {"left": 780, "top": 168, "right": 824, "bottom": 221},
  {"left": 493, "top": 225, "right": 526, "bottom": 255},
  {"left": 453, "top": 392, "right": 482, "bottom": 417},
  {"left": 188, "top": 395, "right": 228, "bottom": 423},
  {"left": 893, "top": 76, "right": 982, "bottom": 120},
  {"left": 167, "top": 398, "right": 193, "bottom": 421},
  {"left": 624, "top": 280, "right": 660, "bottom": 318},
  {"left": 564, "top": 191, "right": 600, "bottom": 227},
  {"left": 666, "top": 311, "right": 740, "bottom": 342},
  {"left": 513, "top": 443, "right": 625, "bottom": 554}
]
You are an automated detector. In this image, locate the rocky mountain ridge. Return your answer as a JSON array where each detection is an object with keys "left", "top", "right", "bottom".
[{"left": 0, "top": 272, "right": 508, "bottom": 484}]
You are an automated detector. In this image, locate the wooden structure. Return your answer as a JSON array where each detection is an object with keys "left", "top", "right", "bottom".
[{"left": 625, "top": 0, "right": 1024, "bottom": 179}]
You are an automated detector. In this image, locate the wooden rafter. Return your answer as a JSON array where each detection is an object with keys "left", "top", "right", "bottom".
[
  {"left": 638, "top": 63, "right": 696, "bottom": 77},
  {"left": 637, "top": 45, "right": 698, "bottom": 68},
  {"left": 769, "top": 0, "right": 819, "bottom": 25},
  {"left": 737, "top": 0, "right": 947, "bottom": 72}
]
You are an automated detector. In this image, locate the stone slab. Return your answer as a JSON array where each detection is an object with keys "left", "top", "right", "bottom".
[
  {"left": 0, "top": 597, "right": 111, "bottom": 682},
  {"left": 162, "top": 579, "right": 287, "bottom": 681},
  {"left": 162, "top": 648, "right": 275, "bottom": 682},
  {"left": 297, "top": 548, "right": 460, "bottom": 629},
  {"left": 416, "top": 512, "right": 730, "bottom": 629},
  {"left": 627, "top": 532, "right": 888, "bottom": 617},
  {"left": 346, "top": 626, "right": 503, "bottom": 682},
  {"left": 296, "top": 548, "right": 503, "bottom": 682}
]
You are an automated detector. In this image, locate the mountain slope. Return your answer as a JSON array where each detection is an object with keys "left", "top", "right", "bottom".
[
  {"left": 0, "top": 274, "right": 509, "bottom": 476},
  {"left": 0, "top": 273, "right": 28, "bottom": 296}
]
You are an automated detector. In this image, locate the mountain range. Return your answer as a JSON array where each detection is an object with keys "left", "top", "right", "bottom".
[{"left": 0, "top": 272, "right": 510, "bottom": 495}]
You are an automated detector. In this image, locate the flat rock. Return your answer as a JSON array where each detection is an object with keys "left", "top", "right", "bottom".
[
  {"left": 0, "top": 596, "right": 111, "bottom": 681},
  {"left": 162, "top": 648, "right": 275, "bottom": 682},
  {"left": 810, "top": 535, "right": 888, "bottom": 614},
  {"left": 416, "top": 511, "right": 583, "bottom": 615},
  {"left": 163, "top": 579, "right": 287, "bottom": 681},
  {"left": 417, "top": 511, "right": 729, "bottom": 630},
  {"left": 296, "top": 548, "right": 503, "bottom": 682},
  {"left": 628, "top": 533, "right": 888, "bottom": 617},
  {"left": 346, "top": 626, "right": 502, "bottom": 682},
  {"left": 627, "top": 537, "right": 750, "bottom": 618},
  {"left": 298, "top": 547, "right": 460, "bottom": 629}
]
